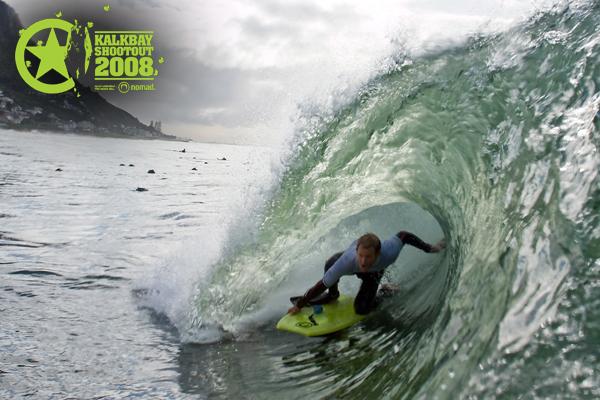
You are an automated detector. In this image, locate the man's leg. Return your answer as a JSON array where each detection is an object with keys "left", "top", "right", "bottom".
[
  {"left": 323, "top": 251, "right": 343, "bottom": 299},
  {"left": 354, "top": 271, "right": 384, "bottom": 315}
]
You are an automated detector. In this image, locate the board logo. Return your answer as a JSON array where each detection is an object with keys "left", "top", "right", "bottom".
[
  {"left": 295, "top": 314, "right": 319, "bottom": 328},
  {"left": 14, "top": 5, "right": 164, "bottom": 96}
]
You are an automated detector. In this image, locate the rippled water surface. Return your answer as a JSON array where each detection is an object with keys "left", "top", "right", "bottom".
[{"left": 0, "top": 130, "right": 275, "bottom": 398}]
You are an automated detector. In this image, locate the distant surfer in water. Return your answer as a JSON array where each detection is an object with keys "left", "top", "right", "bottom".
[{"left": 288, "top": 232, "right": 445, "bottom": 315}]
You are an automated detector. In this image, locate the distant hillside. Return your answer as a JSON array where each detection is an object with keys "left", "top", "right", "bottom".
[{"left": 0, "top": 1, "right": 178, "bottom": 140}]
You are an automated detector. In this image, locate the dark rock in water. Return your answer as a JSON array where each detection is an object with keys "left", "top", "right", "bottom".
[
  {"left": 128, "top": 164, "right": 134, "bottom": 167},
  {"left": 135, "top": 187, "right": 148, "bottom": 192},
  {"left": 147, "top": 169, "right": 155, "bottom": 174},
  {"left": 204, "top": 162, "right": 208, "bottom": 164},
  {"left": 119, "top": 163, "right": 125, "bottom": 166},
  {"left": 55, "top": 168, "right": 62, "bottom": 171},
  {"left": 217, "top": 157, "right": 227, "bottom": 161},
  {"left": 191, "top": 167, "right": 197, "bottom": 171},
  {"left": 193, "top": 157, "right": 196, "bottom": 159}
]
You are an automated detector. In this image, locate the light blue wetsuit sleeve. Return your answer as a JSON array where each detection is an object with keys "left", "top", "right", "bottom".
[{"left": 322, "top": 242, "right": 357, "bottom": 288}]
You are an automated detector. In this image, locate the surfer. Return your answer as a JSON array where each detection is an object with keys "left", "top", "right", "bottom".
[{"left": 288, "top": 231, "right": 445, "bottom": 315}]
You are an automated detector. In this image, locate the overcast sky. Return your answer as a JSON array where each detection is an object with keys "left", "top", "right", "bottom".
[{"left": 8, "top": 0, "right": 559, "bottom": 145}]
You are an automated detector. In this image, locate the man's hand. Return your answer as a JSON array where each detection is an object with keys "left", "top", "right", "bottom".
[
  {"left": 430, "top": 239, "right": 446, "bottom": 253},
  {"left": 288, "top": 305, "right": 301, "bottom": 315}
]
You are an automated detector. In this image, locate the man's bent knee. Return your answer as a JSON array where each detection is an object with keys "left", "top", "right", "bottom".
[{"left": 354, "top": 299, "right": 374, "bottom": 315}]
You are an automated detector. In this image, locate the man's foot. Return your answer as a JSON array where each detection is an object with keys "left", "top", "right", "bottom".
[{"left": 378, "top": 283, "right": 399, "bottom": 297}]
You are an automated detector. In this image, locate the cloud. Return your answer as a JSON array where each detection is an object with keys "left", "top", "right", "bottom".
[
  {"left": 236, "top": 0, "right": 361, "bottom": 38},
  {"left": 106, "top": 45, "right": 287, "bottom": 128},
  {"left": 6, "top": 0, "right": 559, "bottom": 144},
  {"left": 4, "top": 0, "right": 413, "bottom": 143}
]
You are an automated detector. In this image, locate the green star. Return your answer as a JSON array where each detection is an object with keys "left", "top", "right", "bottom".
[{"left": 26, "top": 28, "right": 69, "bottom": 80}]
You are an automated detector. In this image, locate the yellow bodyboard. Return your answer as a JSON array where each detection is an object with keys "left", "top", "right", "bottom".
[{"left": 276, "top": 295, "right": 365, "bottom": 337}]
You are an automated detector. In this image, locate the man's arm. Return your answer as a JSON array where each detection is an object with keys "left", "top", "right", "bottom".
[
  {"left": 288, "top": 249, "right": 352, "bottom": 314},
  {"left": 290, "top": 280, "right": 327, "bottom": 312},
  {"left": 397, "top": 231, "right": 445, "bottom": 253}
]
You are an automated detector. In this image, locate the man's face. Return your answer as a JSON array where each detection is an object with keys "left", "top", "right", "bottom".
[{"left": 357, "top": 245, "right": 378, "bottom": 272}]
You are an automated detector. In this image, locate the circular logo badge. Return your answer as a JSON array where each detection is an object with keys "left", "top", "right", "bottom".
[
  {"left": 118, "top": 81, "right": 130, "bottom": 94},
  {"left": 15, "top": 18, "right": 75, "bottom": 94}
]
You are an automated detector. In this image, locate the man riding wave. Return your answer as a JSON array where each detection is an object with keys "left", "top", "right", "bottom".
[{"left": 288, "top": 231, "right": 445, "bottom": 315}]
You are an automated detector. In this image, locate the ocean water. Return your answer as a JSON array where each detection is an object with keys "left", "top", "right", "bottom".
[
  {"left": 3, "top": 1, "right": 600, "bottom": 399},
  {"left": 0, "top": 130, "right": 277, "bottom": 398}
]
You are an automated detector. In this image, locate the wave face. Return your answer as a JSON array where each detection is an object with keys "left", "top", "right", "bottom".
[{"left": 187, "top": 2, "right": 600, "bottom": 398}]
